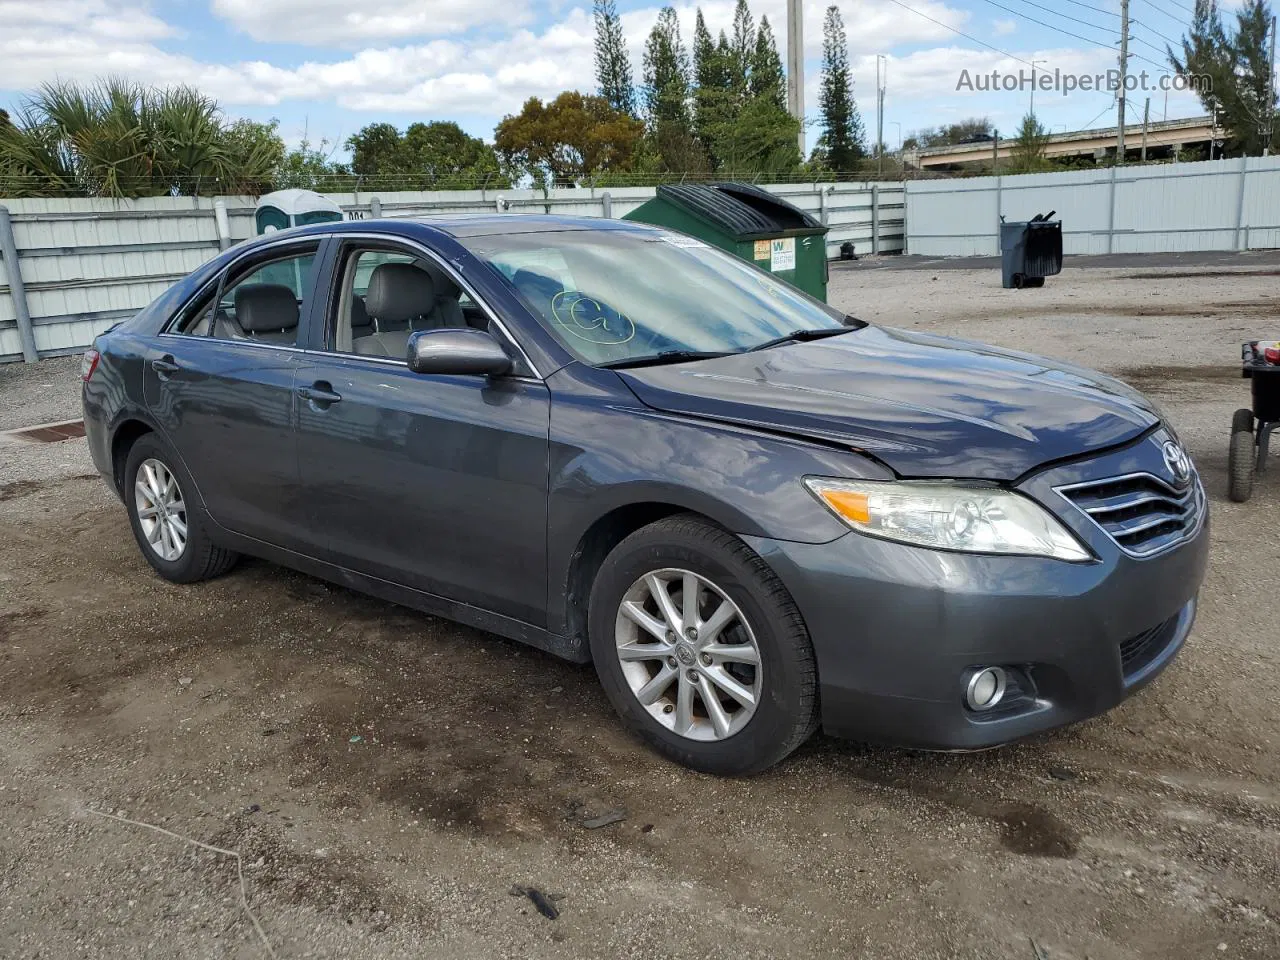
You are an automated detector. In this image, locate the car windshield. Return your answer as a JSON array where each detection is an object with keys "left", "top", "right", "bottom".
[{"left": 463, "top": 229, "right": 852, "bottom": 366}]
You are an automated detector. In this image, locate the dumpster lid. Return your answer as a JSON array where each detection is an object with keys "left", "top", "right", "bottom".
[{"left": 655, "top": 181, "right": 824, "bottom": 238}]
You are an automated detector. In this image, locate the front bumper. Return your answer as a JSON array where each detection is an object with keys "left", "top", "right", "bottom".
[{"left": 745, "top": 434, "right": 1210, "bottom": 750}]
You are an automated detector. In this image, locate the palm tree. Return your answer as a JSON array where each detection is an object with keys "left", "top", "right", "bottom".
[{"left": 0, "top": 79, "right": 282, "bottom": 198}]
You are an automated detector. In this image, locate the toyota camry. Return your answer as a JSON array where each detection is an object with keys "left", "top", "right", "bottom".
[{"left": 81, "top": 216, "right": 1208, "bottom": 774}]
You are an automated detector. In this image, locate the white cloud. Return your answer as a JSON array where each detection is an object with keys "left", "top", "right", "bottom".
[
  {"left": 993, "top": 18, "right": 1017, "bottom": 35},
  {"left": 0, "top": 0, "right": 1204, "bottom": 141},
  {"left": 210, "top": 0, "right": 534, "bottom": 45}
]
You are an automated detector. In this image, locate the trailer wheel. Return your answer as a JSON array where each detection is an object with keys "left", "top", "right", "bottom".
[
  {"left": 1228, "top": 424, "right": 1256, "bottom": 502},
  {"left": 1232, "top": 408, "right": 1254, "bottom": 434}
]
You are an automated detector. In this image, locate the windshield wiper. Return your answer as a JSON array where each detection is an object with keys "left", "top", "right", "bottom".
[
  {"left": 746, "top": 326, "right": 855, "bottom": 353},
  {"left": 598, "top": 350, "right": 734, "bottom": 370}
]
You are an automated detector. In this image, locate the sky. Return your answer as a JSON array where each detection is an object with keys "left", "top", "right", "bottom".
[{"left": 1, "top": 0, "right": 1215, "bottom": 159}]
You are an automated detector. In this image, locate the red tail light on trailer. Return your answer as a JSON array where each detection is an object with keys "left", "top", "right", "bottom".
[{"left": 81, "top": 349, "right": 100, "bottom": 382}]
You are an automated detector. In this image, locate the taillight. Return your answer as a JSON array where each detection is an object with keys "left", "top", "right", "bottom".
[{"left": 81, "top": 349, "right": 100, "bottom": 382}]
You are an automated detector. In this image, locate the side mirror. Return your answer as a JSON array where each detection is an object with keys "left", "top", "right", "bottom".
[{"left": 407, "top": 328, "right": 513, "bottom": 377}]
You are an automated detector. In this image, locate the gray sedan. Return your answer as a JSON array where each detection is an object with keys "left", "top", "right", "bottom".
[{"left": 81, "top": 216, "right": 1208, "bottom": 774}]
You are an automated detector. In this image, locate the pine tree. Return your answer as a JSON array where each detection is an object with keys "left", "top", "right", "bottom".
[
  {"left": 1009, "top": 112, "right": 1051, "bottom": 172},
  {"left": 643, "top": 7, "right": 693, "bottom": 127},
  {"left": 818, "top": 5, "right": 865, "bottom": 170},
  {"left": 594, "top": 0, "right": 636, "bottom": 116},
  {"left": 1169, "top": 0, "right": 1277, "bottom": 155},
  {"left": 729, "top": 0, "right": 755, "bottom": 98},
  {"left": 750, "top": 15, "right": 785, "bottom": 109}
]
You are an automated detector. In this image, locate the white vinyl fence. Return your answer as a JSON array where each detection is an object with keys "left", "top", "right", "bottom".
[
  {"left": 905, "top": 154, "right": 1280, "bottom": 257},
  {"left": 0, "top": 181, "right": 905, "bottom": 363}
]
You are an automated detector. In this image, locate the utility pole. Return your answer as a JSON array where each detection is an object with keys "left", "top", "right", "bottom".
[
  {"left": 1141, "top": 97, "right": 1150, "bottom": 162},
  {"left": 786, "top": 0, "right": 804, "bottom": 157},
  {"left": 876, "top": 55, "right": 887, "bottom": 177},
  {"left": 1265, "top": 14, "right": 1277, "bottom": 156},
  {"left": 1117, "top": 0, "right": 1129, "bottom": 164},
  {"left": 993, "top": 129, "right": 999, "bottom": 173}
]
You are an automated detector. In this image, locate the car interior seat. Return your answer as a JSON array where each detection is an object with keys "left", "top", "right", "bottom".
[
  {"left": 223, "top": 283, "right": 299, "bottom": 344},
  {"left": 355, "top": 262, "right": 467, "bottom": 357}
]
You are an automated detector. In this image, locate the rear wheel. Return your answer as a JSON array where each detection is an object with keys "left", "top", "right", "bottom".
[
  {"left": 124, "top": 434, "right": 238, "bottom": 582},
  {"left": 1228, "top": 421, "right": 1256, "bottom": 503},
  {"left": 588, "top": 515, "right": 818, "bottom": 776}
]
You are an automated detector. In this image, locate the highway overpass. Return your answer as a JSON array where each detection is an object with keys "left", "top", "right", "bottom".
[{"left": 904, "top": 115, "right": 1219, "bottom": 170}]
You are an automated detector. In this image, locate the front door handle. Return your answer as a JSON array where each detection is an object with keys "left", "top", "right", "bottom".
[
  {"left": 297, "top": 382, "right": 342, "bottom": 406},
  {"left": 151, "top": 357, "right": 180, "bottom": 378}
]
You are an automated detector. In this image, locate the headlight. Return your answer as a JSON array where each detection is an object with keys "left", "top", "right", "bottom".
[{"left": 804, "top": 477, "right": 1092, "bottom": 562}]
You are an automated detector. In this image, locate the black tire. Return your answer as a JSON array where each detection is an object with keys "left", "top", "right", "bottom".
[
  {"left": 124, "top": 433, "right": 239, "bottom": 583},
  {"left": 1232, "top": 408, "right": 1255, "bottom": 434},
  {"left": 587, "top": 514, "right": 818, "bottom": 776},
  {"left": 1228, "top": 427, "right": 1256, "bottom": 503},
  {"left": 1012, "top": 273, "right": 1025, "bottom": 289}
]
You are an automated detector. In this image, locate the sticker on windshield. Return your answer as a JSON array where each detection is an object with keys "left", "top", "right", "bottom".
[
  {"left": 769, "top": 237, "right": 796, "bottom": 272},
  {"left": 656, "top": 235, "right": 707, "bottom": 248}
]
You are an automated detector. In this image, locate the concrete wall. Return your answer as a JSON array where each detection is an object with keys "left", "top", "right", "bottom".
[
  {"left": 0, "top": 181, "right": 905, "bottom": 362},
  {"left": 904, "top": 155, "right": 1280, "bottom": 257}
]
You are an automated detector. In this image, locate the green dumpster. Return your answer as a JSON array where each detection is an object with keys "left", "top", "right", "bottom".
[{"left": 623, "top": 182, "right": 830, "bottom": 301}]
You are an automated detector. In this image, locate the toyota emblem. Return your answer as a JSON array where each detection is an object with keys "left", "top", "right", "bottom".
[{"left": 1162, "top": 440, "right": 1191, "bottom": 483}]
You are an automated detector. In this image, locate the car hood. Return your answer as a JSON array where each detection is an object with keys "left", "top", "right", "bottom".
[{"left": 617, "top": 325, "right": 1160, "bottom": 480}]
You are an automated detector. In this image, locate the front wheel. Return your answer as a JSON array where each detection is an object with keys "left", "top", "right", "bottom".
[{"left": 587, "top": 515, "right": 818, "bottom": 775}]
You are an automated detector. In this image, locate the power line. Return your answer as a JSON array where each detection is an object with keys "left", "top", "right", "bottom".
[
  {"left": 1131, "top": 17, "right": 1182, "bottom": 46},
  {"left": 1005, "top": 0, "right": 1120, "bottom": 35},
  {"left": 974, "top": 0, "right": 1118, "bottom": 48},
  {"left": 1063, "top": 0, "right": 1121, "bottom": 18},
  {"left": 1137, "top": 0, "right": 1194, "bottom": 18},
  {"left": 877, "top": 0, "right": 1037, "bottom": 66},
  {"left": 1077, "top": 97, "right": 1119, "bottom": 132},
  {"left": 979, "top": 0, "right": 1174, "bottom": 71}
]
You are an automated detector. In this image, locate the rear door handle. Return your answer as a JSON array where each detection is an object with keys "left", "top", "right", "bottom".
[
  {"left": 151, "top": 357, "right": 180, "bottom": 379},
  {"left": 297, "top": 382, "right": 342, "bottom": 405}
]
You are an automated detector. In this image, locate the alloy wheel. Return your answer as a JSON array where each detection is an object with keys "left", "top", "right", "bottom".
[
  {"left": 134, "top": 458, "right": 187, "bottom": 562},
  {"left": 613, "top": 568, "right": 762, "bottom": 741}
]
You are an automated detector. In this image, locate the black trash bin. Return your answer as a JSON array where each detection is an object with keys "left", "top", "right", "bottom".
[{"left": 1000, "top": 211, "right": 1063, "bottom": 289}]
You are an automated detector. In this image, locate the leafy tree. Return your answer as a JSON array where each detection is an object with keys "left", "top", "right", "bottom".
[
  {"left": 816, "top": 6, "right": 865, "bottom": 171},
  {"left": 0, "top": 78, "right": 280, "bottom": 197},
  {"left": 1169, "top": 0, "right": 1277, "bottom": 155},
  {"left": 494, "top": 91, "right": 644, "bottom": 186},
  {"left": 347, "top": 121, "right": 504, "bottom": 188},
  {"left": 706, "top": 95, "right": 801, "bottom": 175},
  {"left": 275, "top": 137, "right": 350, "bottom": 190},
  {"left": 750, "top": 16, "right": 786, "bottom": 109},
  {"left": 1009, "top": 112, "right": 1051, "bottom": 172},
  {"left": 594, "top": 0, "right": 636, "bottom": 117},
  {"left": 222, "top": 118, "right": 287, "bottom": 185},
  {"left": 346, "top": 122, "right": 403, "bottom": 177},
  {"left": 907, "top": 117, "right": 993, "bottom": 148}
]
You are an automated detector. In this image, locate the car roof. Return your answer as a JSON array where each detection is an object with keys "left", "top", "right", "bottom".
[{"left": 237, "top": 214, "right": 658, "bottom": 251}]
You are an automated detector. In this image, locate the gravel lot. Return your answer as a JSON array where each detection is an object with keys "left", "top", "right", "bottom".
[{"left": 1, "top": 255, "right": 1278, "bottom": 959}]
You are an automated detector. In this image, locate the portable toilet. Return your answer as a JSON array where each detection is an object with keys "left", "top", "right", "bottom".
[
  {"left": 254, "top": 189, "right": 344, "bottom": 235},
  {"left": 623, "top": 182, "right": 830, "bottom": 301}
]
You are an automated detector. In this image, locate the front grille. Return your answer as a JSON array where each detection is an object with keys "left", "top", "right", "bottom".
[
  {"left": 1119, "top": 614, "right": 1179, "bottom": 676},
  {"left": 1056, "top": 471, "right": 1204, "bottom": 558}
]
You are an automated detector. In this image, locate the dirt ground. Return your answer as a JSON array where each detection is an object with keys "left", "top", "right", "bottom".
[{"left": 1, "top": 254, "right": 1279, "bottom": 960}]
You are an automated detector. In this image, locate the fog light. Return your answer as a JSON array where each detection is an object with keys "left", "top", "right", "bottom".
[{"left": 965, "top": 667, "right": 1007, "bottom": 711}]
